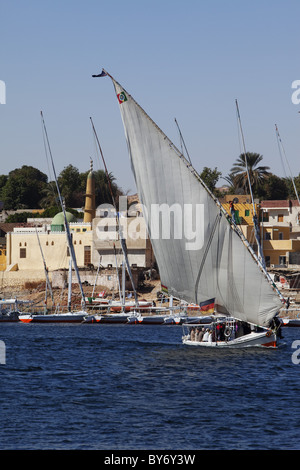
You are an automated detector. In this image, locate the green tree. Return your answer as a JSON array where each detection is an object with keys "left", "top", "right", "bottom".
[
  {"left": 230, "top": 152, "right": 271, "bottom": 197},
  {"left": 57, "top": 164, "right": 82, "bottom": 207},
  {"left": 258, "top": 174, "right": 289, "bottom": 200},
  {"left": 1, "top": 166, "right": 48, "bottom": 210},
  {"left": 199, "top": 167, "right": 221, "bottom": 194},
  {"left": 93, "top": 169, "right": 123, "bottom": 206},
  {"left": 284, "top": 173, "right": 300, "bottom": 200},
  {"left": 221, "top": 173, "right": 244, "bottom": 195},
  {"left": 6, "top": 212, "right": 34, "bottom": 223},
  {"left": 39, "top": 181, "right": 60, "bottom": 209}
]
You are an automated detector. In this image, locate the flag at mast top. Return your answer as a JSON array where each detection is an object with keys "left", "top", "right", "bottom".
[{"left": 92, "top": 69, "right": 108, "bottom": 78}]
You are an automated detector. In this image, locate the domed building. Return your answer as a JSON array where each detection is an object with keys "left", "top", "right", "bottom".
[
  {"left": 51, "top": 211, "right": 77, "bottom": 232},
  {"left": 5, "top": 163, "right": 95, "bottom": 279}
]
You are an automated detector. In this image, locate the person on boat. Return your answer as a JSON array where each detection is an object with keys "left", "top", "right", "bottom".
[
  {"left": 229, "top": 201, "right": 237, "bottom": 224},
  {"left": 235, "top": 321, "right": 244, "bottom": 338},
  {"left": 202, "top": 328, "right": 210, "bottom": 342},
  {"left": 216, "top": 323, "right": 225, "bottom": 341},
  {"left": 190, "top": 327, "right": 196, "bottom": 341},
  {"left": 197, "top": 327, "right": 205, "bottom": 342},
  {"left": 208, "top": 330, "right": 214, "bottom": 342}
]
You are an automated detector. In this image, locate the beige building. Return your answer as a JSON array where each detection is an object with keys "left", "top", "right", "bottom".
[
  {"left": 220, "top": 194, "right": 260, "bottom": 249},
  {"left": 6, "top": 215, "right": 93, "bottom": 272},
  {"left": 1, "top": 167, "right": 155, "bottom": 290},
  {"left": 92, "top": 195, "right": 154, "bottom": 269},
  {"left": 260, "top": 200, "right": 300, "bottom": 267}
]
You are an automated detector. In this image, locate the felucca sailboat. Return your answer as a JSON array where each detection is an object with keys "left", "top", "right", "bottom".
[{"left": 93, "top": 69, "right": 285, "bottom": 347}]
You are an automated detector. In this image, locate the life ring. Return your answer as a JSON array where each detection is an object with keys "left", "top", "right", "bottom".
[{"left": 224, "top": 326, "right": 232, "bottom": 337}]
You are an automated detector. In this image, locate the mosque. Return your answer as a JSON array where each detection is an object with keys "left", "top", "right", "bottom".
[{"left": 1, "top": 163, "right": 154, "bottom": 291}]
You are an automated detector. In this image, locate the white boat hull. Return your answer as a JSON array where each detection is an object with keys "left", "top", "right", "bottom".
[
  {"left": 82, "top": 314, "right": 132, "bottom": 324},
  {"left": 182, "top": 330, "right": 277, "bottom": 348},
  {"left": 280, "top": 318, "right": 300, "bottom": 327},
  {"left": 19, "top": 312, "right": 86, "bottom": 323}
]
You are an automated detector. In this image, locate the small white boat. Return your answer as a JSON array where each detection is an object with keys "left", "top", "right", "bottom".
[
  {"left": 18, "top": 311, "right": 86, "bottom": 323},
  {"left": 182, "top": 317, "right": 278, "bottom": 348},
  {"left": 85, "top": 293, "right": 109, "bottom": 306},
  {"left": 0, "top": 299, "right": 32, "bottom": 322},
  {"left": 127, "top": 306, "right": 176, "bottom": 324}
]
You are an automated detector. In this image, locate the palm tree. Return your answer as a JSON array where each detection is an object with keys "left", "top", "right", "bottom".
[{"left": 230, "top": 152, "right": 270, "bottom": 195}]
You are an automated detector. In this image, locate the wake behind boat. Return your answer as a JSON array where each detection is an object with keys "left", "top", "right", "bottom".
[{"left": 97, "top": 69, "right": 286, "bottom": 349}]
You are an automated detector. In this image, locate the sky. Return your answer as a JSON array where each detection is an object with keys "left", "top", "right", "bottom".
[{"left": 1, "top": 0, "right": 300, "bottom": 195}]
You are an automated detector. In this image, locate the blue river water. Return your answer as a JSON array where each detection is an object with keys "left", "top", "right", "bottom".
[{"left": 0, "top": 322, "right": 300, "bottom": 450}]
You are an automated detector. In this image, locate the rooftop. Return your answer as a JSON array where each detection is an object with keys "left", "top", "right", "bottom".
[{"left": 260, "top": 200, "right": 300, "bottom": 209}]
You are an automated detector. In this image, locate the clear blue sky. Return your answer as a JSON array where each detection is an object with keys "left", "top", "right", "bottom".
[{"left": 1, "top": 0, "right": 299, "bottom": 195}]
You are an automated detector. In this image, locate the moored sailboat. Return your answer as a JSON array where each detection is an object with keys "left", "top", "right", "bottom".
[
  {"left": 94, "top": 69, "right": 286, "bottom": 348},
  {"left": 19, "top": 113, "right": 87, "bottom": 324}
]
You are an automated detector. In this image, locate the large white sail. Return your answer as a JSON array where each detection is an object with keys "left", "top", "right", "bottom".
[{"left": 106, "top": 73, "right": 282, "bottom": 327}]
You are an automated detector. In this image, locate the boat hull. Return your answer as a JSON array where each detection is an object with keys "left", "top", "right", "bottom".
[
  {"left": 280, "top": 318, "right": 300, "bottom": 327},
  {"left": 19, "top": 312, "right": 86, "bottom": 323},
  {"left": 0, "top": 313, "right": 20, "bottom": 322},
  {"left": 82, "top": 314, "right": 131, "bottom": 324},
  {"left": 182, "top": 331, "right": 277, "bottom": 348}
]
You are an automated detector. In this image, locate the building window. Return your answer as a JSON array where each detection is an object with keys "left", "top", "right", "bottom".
[
  {"left": 245, "top": 209, "right": 250, "bottom": 217},
  {"left": 262, "top": 212, "right": 269, "bottom": 222},
  {"left": 20, "top": 248, "right": 26, "bottom": 258},
  {"left": 279, "top": 256, "right": 286, "bottom": 266},
  {"left": 84, "top": 246, "right": 91, "bottom": 266},
  {"left": 278, "top": 214, "right": 284, "bottom": 222},
  {"left": 279, "top": 232, "right": 283, "bottom": 240},
  {"left": 265, "top": 256, "right": 270, "bottom": 267},
  {"left": 265, "top": 232, "right": 271, "bottom": 240}
]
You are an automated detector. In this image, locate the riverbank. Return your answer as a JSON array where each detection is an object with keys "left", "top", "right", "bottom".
[{"left": 1, "top": 278, "right": 299, "bottom": 319}]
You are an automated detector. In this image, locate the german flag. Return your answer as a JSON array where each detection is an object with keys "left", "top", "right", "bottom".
[
  {"left": 161, "top": 284, "right": 168, "bottom": 294},
  {"left": 200, "top": 298, "right": 215, "bottom": 313}
]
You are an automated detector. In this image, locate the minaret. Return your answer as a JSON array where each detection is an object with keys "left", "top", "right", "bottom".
[{"left": 83, "top": 159, "right": 96, "bottom": 223}]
